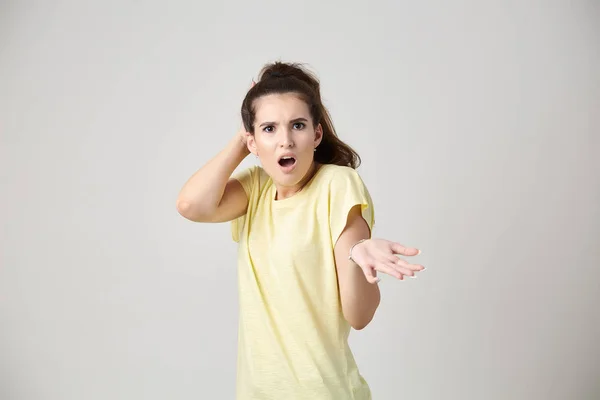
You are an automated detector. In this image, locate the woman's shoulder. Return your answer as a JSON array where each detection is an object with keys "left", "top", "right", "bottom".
[
  {"left": 238, "top": 165, "right": 271, "bottom": 182},
  {"left": 232, "top": 165, "right": 273, "bottom": 197},
  {"left": 306, "top": 164, "right": 370, "bottom": 199},
  {"left": 316, "top": 164, "right": 365, "bottom": 185}
]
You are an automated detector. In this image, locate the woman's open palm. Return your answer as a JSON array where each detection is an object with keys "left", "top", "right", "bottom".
[{"left": 351, "top": 238, "right": 425, "bottom": 283}]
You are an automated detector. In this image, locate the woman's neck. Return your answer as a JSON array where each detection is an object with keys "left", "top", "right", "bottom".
[{"left": 274, "top": 162, "right": 321, "bottom": 200}]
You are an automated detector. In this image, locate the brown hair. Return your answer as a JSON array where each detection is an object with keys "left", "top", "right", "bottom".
[{"left": 241, "top": 61, "right": 361, "bottom": 169}]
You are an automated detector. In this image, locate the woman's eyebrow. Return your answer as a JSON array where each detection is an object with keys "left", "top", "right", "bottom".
[
  {"left": 290, "top": 117, "right": 308, "bottom": 123},
  {"left": 259, "top": 117, "right": 308, "bottom": 127}
]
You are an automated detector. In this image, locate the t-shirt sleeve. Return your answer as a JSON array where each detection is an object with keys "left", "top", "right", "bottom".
[
  {"left": 327, "top": 167, "right": 376, "bottom": 246},
  {"left": 230, "top": 165, "right": 257, "bottom": 243}
]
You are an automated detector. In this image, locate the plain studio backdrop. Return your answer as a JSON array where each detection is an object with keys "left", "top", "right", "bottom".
[{"left": 1, "top": 1, "right": 599, "bottom": 399}]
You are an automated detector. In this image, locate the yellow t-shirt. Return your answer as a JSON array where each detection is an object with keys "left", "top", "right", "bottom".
[{"left": 231, "top": 163, "right": 375, "bottom": 400}]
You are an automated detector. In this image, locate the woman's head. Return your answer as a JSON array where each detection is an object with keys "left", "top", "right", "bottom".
[{"left": 241, "top": 61, "right": 361, "bottom": 191}]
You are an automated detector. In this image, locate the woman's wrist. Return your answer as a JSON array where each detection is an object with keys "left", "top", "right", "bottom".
[
  {"left": 348, "top": 238, "right": 368, "bottom": 264},
  {"left": 234, "top": 132, "right": 251, "bottom": 156}
]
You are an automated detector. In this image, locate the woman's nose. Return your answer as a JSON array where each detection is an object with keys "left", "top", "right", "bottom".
[{"left": 279, "top": 130, "right": 294, "bottom": 148}]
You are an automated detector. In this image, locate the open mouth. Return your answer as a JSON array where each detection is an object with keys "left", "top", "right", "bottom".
[{"left": 278, "top": 156, "right": 296, "bottom": 168}]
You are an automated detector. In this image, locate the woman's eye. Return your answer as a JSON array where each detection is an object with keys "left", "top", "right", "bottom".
[
  {"left": 293, "top": 122, "right": 305, "bottom": 130},
  {"left": 263, "top": 126, "right": 274, "bottom": 133}
]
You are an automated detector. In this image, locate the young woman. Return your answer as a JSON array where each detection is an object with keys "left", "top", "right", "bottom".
[{"left": 176, "top": 61, "right": 424, "bottom": 399}]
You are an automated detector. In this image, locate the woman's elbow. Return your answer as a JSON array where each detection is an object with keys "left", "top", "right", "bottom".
[
  {"left": 349, "top": 315, "right": 374, "bottom": 331},
  {"left": 346, "top": 303, "right": 380, "bottom": 331},
  {"left": 176, "top": 199, "right": 208, "bottom": 222},
  {"left": 351, "top": 320, "right": 370, "bottom": 331},
  {"left": 176, "top": 199, "right": 195, "bottom": 218}
]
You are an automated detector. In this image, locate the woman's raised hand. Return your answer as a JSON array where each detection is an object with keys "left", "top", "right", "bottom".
[{"left": 350, "top": 238, "right": 425, "bottom": 283}]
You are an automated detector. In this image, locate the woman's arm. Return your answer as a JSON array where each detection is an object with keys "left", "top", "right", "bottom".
[
  {"left": 334, "top": 205, "right": 381, "bottom": 330},
  {"left": 176, "top": 132, "right": 250, "bottom": 223},
  {"left": 334, "top": 205, "right": 425, "bottom": 330}
]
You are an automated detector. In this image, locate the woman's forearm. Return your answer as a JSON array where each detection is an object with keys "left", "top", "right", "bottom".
[
  {"left": 334, "top": 206, "right": 381, "bottom": 330},
  {"left": 338, "top": 257, "right": 381, "bottom": 330},
  {"left": 176, "top": 134, "right": 249, "bottom": 220}
]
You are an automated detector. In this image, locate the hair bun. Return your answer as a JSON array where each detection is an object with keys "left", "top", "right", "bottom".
[
  {"left": 268, "top": 71, "right": 286, "bottom": 78},
  {"left": 262, "top": 62, "right": 302, "bottom": 80}
]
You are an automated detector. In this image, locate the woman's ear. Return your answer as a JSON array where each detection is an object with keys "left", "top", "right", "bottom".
[
  {"left": 246, "top": 134, "right": 258, "bottom": 156},
  {"left": 314, "top": 124, "right": 324, "bottom": 148}
]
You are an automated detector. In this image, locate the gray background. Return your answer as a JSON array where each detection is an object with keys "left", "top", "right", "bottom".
[{"left": 1, "top": 1, "right": 599, "bottom": 399}]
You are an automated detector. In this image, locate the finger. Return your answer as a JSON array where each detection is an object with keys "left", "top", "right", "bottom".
[
  {"left": 395, "top": 258, "right": 425, "bottom": 272},
  {"left": 374, "top": 262, "right": 404, "bottom": 280},
  {"left": 362, "top": 266, "right": 380, "bottom": 284},
  {"left": 394, "top": 264, "right": 417, "bottom": 277},
  {"left": 380, "top": 254, "right": 414, "bottom": 277},
  {"left": 390, "top": 242, "right": 420, "bottom": 256}
]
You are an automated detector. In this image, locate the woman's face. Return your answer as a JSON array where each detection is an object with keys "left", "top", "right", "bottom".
[{"left": 247, "top": 93, "right": 323, "bottom": 196}]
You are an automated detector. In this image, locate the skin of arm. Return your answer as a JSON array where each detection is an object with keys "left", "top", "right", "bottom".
[
  {"left": 334, "top": 205, "right": 381, "bottom": 330},
  {"left": 176, "top": 134, "right": 250, "bottom": 223}
]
